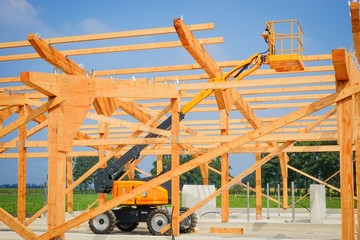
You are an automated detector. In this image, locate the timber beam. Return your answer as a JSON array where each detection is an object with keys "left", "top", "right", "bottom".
[
  {"left": 21, "top": 72, "right": 178, "bottom": 99},
  {"left": 174, "top": 18, "right": 232, "bottom": 113}
]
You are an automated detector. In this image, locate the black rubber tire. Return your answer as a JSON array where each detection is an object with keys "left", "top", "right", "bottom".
[
  {"left": 146, "top": 208, "right": 171, "bottom": 236},
  {"left": 179, "top": 207, "right": 197, "bottom": 233},
  {"left": 116, "top": 222, "right": 139, "bottom": 232},
  {"left": 88, "top": 211, "right": 116, "bottom": 234}
]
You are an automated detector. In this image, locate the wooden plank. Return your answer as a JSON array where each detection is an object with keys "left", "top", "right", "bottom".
[
  {"left": 2, "top": 37, "right": 222, "bottom": 62},
  {"left": 17, "top": 106, "right": 27, "bottom": 224},
  {"left": 0, "top": 23, "right": 214, "bottom": 48},
  {"left": 171, "top": 97, "right": 180, "bottom": 236},
  {"left": 210, "top": 227, "right": 244, "bottom": 234},
  {"left": 0, "top": 208, "right": 37, "bottom": 240},
  {"left": 0, "top": 97, "right": 63, "bottom": 138},
  {"left": 36, "top": 83, "right": 358, "bottom": 240}
]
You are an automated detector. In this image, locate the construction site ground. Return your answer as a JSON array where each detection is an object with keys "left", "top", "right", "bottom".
[{"left": 0, "top": 208, "right": 344, "bottom": 240}]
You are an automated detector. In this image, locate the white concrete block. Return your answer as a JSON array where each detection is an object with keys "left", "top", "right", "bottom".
[
  {"left": 182, "top": 185, "right": 216, "bottom": 219},
  {"left": 310, "top": 184, "right": 326, "bottom": 223}
]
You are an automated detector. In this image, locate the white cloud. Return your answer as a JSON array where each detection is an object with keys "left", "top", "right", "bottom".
[{"left": 0, "top": 0, "right": 56, "bottom": 41}]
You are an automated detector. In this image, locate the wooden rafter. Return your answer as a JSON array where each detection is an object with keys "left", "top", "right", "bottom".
[{"left": 174, "top": 18, "right": 232, "bottom": 113}]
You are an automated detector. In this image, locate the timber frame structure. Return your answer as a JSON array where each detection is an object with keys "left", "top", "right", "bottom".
[{"left": 1, "top": 3, "right": 360, "bottom": 240}]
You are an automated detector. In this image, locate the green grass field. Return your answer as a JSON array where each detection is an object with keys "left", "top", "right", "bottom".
[{"left": 0, "top": 188, "right": 342, "bottom": 215}]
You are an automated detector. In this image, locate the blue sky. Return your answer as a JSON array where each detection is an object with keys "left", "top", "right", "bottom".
[{"left": 0, "top": 0, "right": 354, "bottom": 184}]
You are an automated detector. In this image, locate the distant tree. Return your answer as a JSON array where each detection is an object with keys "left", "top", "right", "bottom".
[
  {"left": 243, "top": 141, "right": 341, "bottom": 195},
  {"left": 73, "top": 156, "right": 99, "bottom": 192},
  {"left": 150, "top": 155, "right": 229, "bottom": 189}
]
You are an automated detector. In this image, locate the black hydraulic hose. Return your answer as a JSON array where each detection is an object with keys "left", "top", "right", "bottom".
[{"left": 233, "top": 63, "right": 250, "bottom": 79}]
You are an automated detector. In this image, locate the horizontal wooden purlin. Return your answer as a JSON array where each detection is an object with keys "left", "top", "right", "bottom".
[
  {"left": 0, "top": 144, "right": 344, "bottom": 159},
  {"left": 24, "top": 138, "right": 169, "bottom": 147},
  {"left": 133, "top": 100, "right": 335, "bottom": 113},
  {"left": 0, "top": 77, "right": 20, "bottom": 83},
  {"left": 18, "top": 132, "right": 336, "bottom": 148},
  {"left": 177, "top": 75, "right": 334, "bottom": 91},
  {"left": 102, "top": 65, "right": 334, "bottom": 82},
  {"left": 0, "top": 37, "right": 223, "bottom": 62},
  {"left": 83, "top": 119, "right": 336, "bottom": 132},
  {"left": 95, "top": 54, "right": 332, "bottom": 76},
  {"left": 0, "top": 23, "right": 214, "bottom": 49}
]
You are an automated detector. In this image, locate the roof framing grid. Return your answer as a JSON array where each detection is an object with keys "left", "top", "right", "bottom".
[{"left": 0, "top": 7, "right": 359, "bottom": 239}]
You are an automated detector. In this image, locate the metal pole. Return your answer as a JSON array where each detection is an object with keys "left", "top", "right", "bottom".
[
  {"left": 291, "top": 181, "right": 295, "bottom": 222},
  {"left": 247, "top": 182, "right": 250, "bottom": 222},
  {"left": 266, "top": 183, "right": 270, "bottom": 219},
  {"left": 278, "top": 183, "right": 281, "bottom": 216}
]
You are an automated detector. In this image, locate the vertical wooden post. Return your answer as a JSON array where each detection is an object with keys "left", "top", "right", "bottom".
[
  {"left": 200, "top": 163, "right": 209, "bottom": 185},
  {"left": 333, "top": 49, "right": 355, "bottom": 240},
  {"left": 98, "top": 120, "right": 108, "bottom": 204},
  {"left": 156, "top": 144, "right": 163, "bottom": 174},
  {"left": 354, "top": 65, "right": 360, "bottom": 240},
  {"left": 171, "top": 97, "right": 180, "bottom": 236},
  {"left": 255, "top": 142, "right": 262, "bottom": 220},
  {"left": 47, "top": 102, "right": 66, "bottom": 240},
  {"left": 281, "top": 153, "right": 289, "bottom": 209},
  {"left": 17, "top": 106, "right": 26, "bottom": 224},
  {"left": 220, "top": 109, "right": 229, "bottom": 222},
  {"left": 66, "top": 156, "right": 73, "bottom": 213}
]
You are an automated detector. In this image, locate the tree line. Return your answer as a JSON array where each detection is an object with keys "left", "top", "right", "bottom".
[
  {"left": 70, "top": 141, "right": 341, "bottom": 195},
  {"left": 242, "top": 141, "right": 341, "bottom": 195}
]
